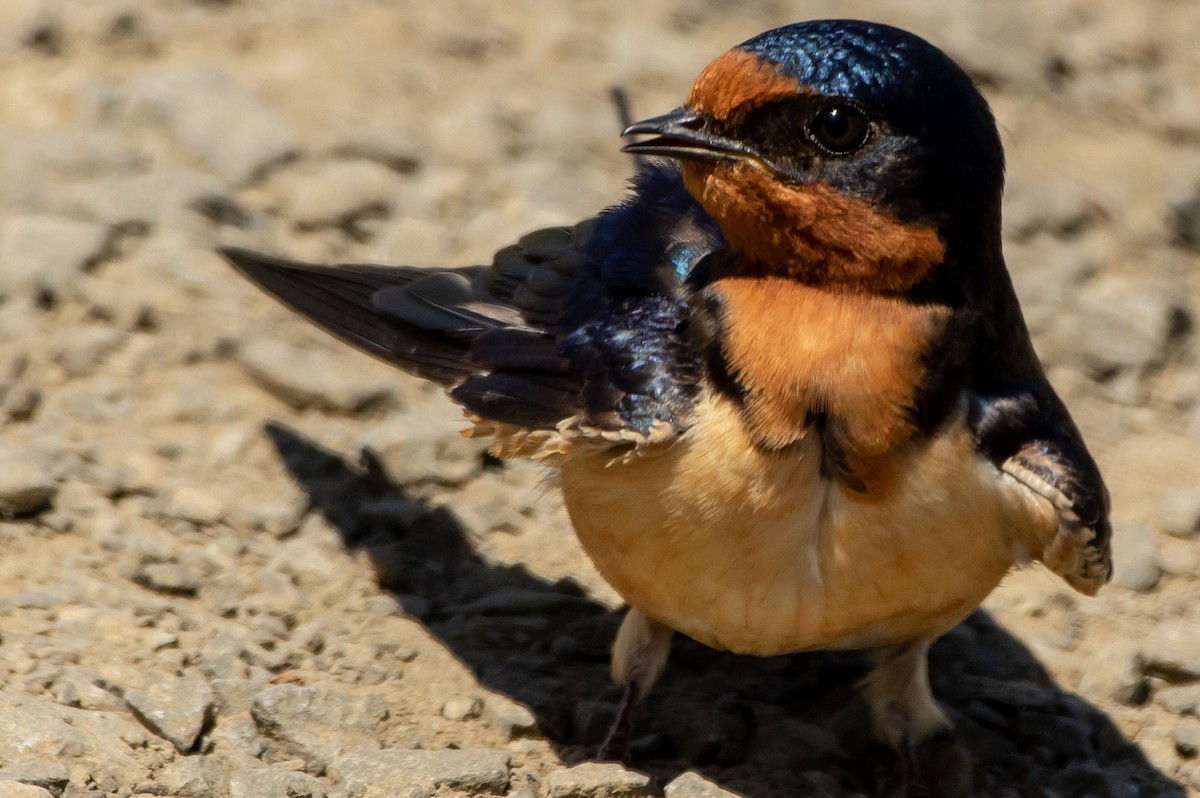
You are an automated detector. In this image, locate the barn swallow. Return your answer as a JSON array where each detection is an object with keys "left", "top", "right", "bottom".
[{"left": 222, "top": 18, "right": 1112, "bottom": 768}]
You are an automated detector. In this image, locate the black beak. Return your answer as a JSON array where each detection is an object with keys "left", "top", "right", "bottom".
[{"left": 621, "top": 107, "right": 751, "bottom": 163}]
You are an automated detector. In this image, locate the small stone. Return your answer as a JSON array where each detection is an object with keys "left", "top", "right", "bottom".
[
  {"left": 124, "top": 676, "right": 214, "bottom": 753},
  {"left": 198, "top": 638, "right": 253, "bottom": 681},
  {"left": 228, "top": 767, "right": 326, "bottom": 798},
  {"left": 1161, "top": 535, "right": 1200, "bottom": 580},
  {"left": 4, "top": 384, "right": 41, "bottom": 423},
  {"left": 0, "top": 761, "right": 68, "bottom": 798},
  {"left": 366, "top": 397, "right": 485, "bottom": 485},
  {"left": 59, "top": 170, "right": 239, "bottom": 229},
  {"left": 319, "top": 123, "right": 423, "bottom": 174},
  {"left": 0, "top": 456, "right": 56, "bottom": 517},
  {"left": 54, "top": 670, "right": 124, "bottom": 712},
  {"left": 227, "top": 489, "right": 307, "bottom": 538},
  {"left": 157, "top": 755, "right": 231, "bottom": 798},
  {"left": 1156, "top": 684, "right": 1200, "bottom": 716},
  {"left": 544, "top": 763, "right": 650, "bottom": 798},
  {"left": 1182, "top": 763, "right": 1200, "bottom": 791},
  {"left": 1159, "top": 486, "right": 1200, "bottom": 539},
  {"left": 209, "top": 715, "right": 265, "bottom": 762},
  {"left": 1006, "top": 236, "right": 1094, "bottom": 339},
  {"left": 1070, "top": 276, "right": 1185, "bottom": 376},
  {"left": 285, "top": 160, "right": 401, "bottom": 229},
  {"left": 237, "top": 338, "right": 395, "bottom": 413},
  {"left": 161, "top": 485, "right": 227, "bottom": 526},
  {"left": 482, "top": 694, "right": 538, "bottom": 740},
  {"left": 1174, "top": 189, "right": 1200, "bottom": 251},
  {"left": 266, "top": 537, "right": 343, "bottom": 591},
  {"left": 210, "top": 678, "right": 264, "bottom": 717},
  {"left": 116, "top": 66, "right": 297, "bottom": 184},
  {"left": 0, "top": 782, "right": 54, "bottom": 798},
  {"left": 0, "top": 698, "right": 148, "bottom": 789},
  {"left": 251, "top": 685, "right": 387, "bottom": 773},
  {"left": 663, "top": 771, "right": 742, "bottom": 798},
  {"left": 1110, "top": 523, "right": 1161, "bottom": 593},
  {"left": 0, "top": 129, "right": 141, "bottom": 211},
  {"left": 50, "top": 324, "right": 128, "bottom": 377},
  {"left": 1175, "top": 723, "right": 1200, "bottom": 758},
  {"left": 1139, "top": 621, "right": 1200, "bottom": 683},
  {"left": 0, "top": 215, "right": 110, "bottom": 300},
  {"left": 11, "top": 4, "right": 65, "bottom": 57},
  {"left": 1005, "top": 178, "right": 1099, "bottom": 240},
  {"left": 327, "top": 749, "right": 510, "bottom": 795},
  {"left": 133, "top": 561, "right": 206, "bottom": 596},
  {"left": 441, "top": 697, "right": 482, "bottom": 721},
  {"left": 1080, "top": 642, "right": 1146, "bottom": 705}
]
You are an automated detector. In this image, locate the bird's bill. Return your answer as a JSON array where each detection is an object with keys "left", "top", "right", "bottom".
[{"left": 621, "top": 107, "right": 751, "bottom": 164}]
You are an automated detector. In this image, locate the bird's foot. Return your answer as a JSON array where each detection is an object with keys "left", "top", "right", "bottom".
[
  {"left": 867, "top": 639, "right": 952, "bottom": 752},
  {"left": 598, "top": 608, "right": 674, "bottom": 762},
  {"left": 596, "top": 682, "right": 637, "bottom": 762}
]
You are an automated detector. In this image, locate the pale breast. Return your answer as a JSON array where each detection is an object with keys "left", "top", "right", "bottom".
[{"left": 558, "top": 392, "right": 1057, "bottom": 655}]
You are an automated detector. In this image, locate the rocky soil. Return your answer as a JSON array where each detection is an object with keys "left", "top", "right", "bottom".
[{"left": 0, "top": 1, "right": 1198, "bottom": 796}]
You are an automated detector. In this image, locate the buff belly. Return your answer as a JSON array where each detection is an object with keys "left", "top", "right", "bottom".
[{"left": 558, "top": 394, "right": 1057, "bottom": 655}]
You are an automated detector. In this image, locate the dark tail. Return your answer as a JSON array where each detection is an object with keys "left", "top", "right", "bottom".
[{"left": 221, "top": 247, "right": 479, "bottom": 386}]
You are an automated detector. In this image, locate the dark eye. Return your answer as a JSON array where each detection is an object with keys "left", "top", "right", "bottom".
[{"left": 807, "top": 105, "right": 869, "bottom": 154}]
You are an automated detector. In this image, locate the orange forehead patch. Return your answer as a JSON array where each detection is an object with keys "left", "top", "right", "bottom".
[
  {"left": 682, "top": 161, "right": 945, "bottom": 293},
  {"left": 689, "top": 49, "right": 807, "bottom": 125}
]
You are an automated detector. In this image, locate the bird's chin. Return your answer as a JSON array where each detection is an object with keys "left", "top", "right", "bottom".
[{"left": 681, "top": 159, "right": 946, "bottom": 292}]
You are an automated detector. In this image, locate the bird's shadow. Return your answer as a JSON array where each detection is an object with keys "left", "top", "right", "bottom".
[{"left": 264, "top": 422, "right": 1186, "bottom": 798}]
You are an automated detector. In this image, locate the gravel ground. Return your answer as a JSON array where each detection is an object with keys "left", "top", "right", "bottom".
[{"left": 0, "top": 1, "right": 1199, "bottom": 797}]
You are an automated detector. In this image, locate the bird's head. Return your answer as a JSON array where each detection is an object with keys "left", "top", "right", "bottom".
[{"left": 623, "top": 20, "right": 1005, "bottom": 297}]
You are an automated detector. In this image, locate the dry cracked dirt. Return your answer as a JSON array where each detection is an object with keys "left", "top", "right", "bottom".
[{"left": 0, "top": 1, "right": 1199, "bottom": 797}]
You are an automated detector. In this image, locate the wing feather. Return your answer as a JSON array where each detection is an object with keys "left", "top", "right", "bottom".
[{"left": 224, "top": 160, "right": 726, "bottom": 444}]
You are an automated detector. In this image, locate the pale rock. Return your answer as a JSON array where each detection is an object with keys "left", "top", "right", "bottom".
[
  {"left": 545, "top": 763, "right": 650, "bottom": 798},
  {"left": 1080, "top": 642, "right": 1146, "bottom": 706},
  {"left": 251, "top": 684, "right": 387, "bottom": 773},
  {"left": 1139, "top": 621, "right": 1200, "bottom": 682},
  {"left": 237, "top": 338, "right": 395, "bottom": 414},
  {"left": 123, "top": 675, "right": 215, "bottom": 753},
  {"left": 285, "top": 160, "right": 402, "bottom": 229},
  {"left": 1159, "top": 486, "right": 1200, "bottom": 539},
  {"left": 1111, "top": 523, "right": 1161, "bottom": 593},
  {"left": 664, "top": 771, "right": 743, "bottom": 798},
  {"left": 1071, "top": 276, "right": 1184, "bottom": 375},
  {"left": 327, "top": 748, "right": 510, "bottom": 795},
  {"left": 0, "top": 215, "right": 110, "bottom": 299},
  {"left": 228, "top": 767, "right": 326, "bottom": 798},
  {"left": 115, "top": 66, "right": 297, "bottom": 184}
]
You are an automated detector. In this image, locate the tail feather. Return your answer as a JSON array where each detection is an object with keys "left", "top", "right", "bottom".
[{"left": 221, "top": 246, "right": 479, "bottom": 385}]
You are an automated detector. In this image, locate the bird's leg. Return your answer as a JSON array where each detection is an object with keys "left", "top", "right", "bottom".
[
  {"left": 866, "top": 638, "right": 951, "bottom": 761},
  {"left": 598, "top": 607, "right": 673, "bottom": 761}
]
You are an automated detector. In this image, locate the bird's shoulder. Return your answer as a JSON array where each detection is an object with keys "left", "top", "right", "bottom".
[{"left": 453, "top": 160, "right": 727, "bottom": 458}]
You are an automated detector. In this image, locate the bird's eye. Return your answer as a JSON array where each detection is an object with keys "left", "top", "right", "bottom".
[{"left": 807, "top": 105, "right": 869, "bottom": 154}]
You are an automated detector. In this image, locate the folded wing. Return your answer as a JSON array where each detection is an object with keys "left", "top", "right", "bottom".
[{"left": 223, "top": 160, "right": 726, "bottom": 442}]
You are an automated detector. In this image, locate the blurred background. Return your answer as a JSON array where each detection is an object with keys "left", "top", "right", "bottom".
[{"left": 0, "top": 1, "right": 1197, "bottom": 797}]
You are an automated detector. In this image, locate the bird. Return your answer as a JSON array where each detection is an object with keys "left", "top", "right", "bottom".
[{"left": 222, "top": 18, "right": 1112, "bottom": 769}]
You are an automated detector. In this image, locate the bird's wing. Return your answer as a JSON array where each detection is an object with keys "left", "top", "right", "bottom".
[
  {"left": 968, "top": 277, "right": 1113, "bottom": 595},
  {"left": 223, "top": 160, "right": 725, "bottom": 453}
]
